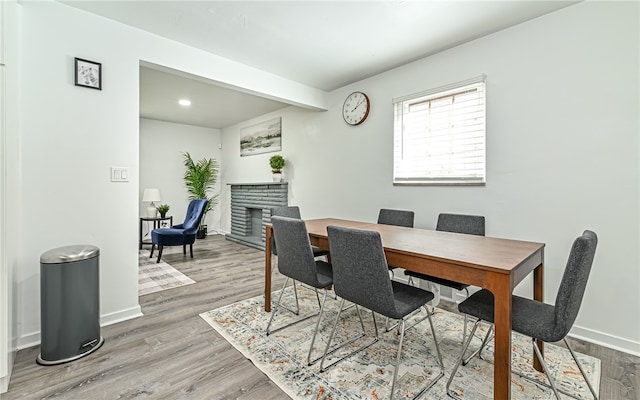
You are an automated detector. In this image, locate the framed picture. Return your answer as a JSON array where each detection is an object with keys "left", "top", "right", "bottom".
[
  {"left": 240, "top": 117, "right": 282, "bottom": 157},
  {"left": 74, "top": 57, "right": 102, "bottom": 90}
]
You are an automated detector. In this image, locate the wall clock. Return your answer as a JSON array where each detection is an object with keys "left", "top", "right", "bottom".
[{"left": 342, "top": 91, "right": 370, "bottom": 125}]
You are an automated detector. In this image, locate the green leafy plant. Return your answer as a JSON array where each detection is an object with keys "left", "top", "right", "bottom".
[
  {"left": 182, "top": 152, "right": 219, "bottom": 230},
  {"left": 156, "top": 204, "right": 170, "bottom": 214},
  {"left": 269, "top": 155, "right": 285, "bottom": 173}
]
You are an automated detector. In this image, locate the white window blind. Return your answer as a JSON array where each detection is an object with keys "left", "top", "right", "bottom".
[{"left": 393, "top": 76, "right": 486, "bottom": 185}]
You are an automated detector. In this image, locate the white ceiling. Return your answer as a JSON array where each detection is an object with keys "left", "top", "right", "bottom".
[
  {"left": 139, "top": 65, "right": 291, "bottom": 129},
  {"left": 62, "top": 1, "right": 578, "bottom": 129}
]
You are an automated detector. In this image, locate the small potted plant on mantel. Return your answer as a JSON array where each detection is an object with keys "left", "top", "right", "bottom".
[
  {"left": 269, "top": 155, "right": 285, "bottom": 182},
  {"left": 157, "top": 204, "right": 170, "bottom": 219}
]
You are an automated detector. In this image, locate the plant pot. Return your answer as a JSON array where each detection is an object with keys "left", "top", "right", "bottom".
[
  {"left": 197, "top": 225, "right": 207, "bottom": 239},
  {"left": 272, "top": 172, "right": 282, "bottom": 182},
  {"left": 159, "top": 212, "right": 167, "bottom": 218}
]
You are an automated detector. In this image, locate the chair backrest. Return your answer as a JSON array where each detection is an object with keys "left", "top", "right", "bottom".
[
  {"left": 270, "top": 206, "right": 302, "bottom": 255},
  {"left": 271, "top": 206, "right": 302, "bottom": 219},
  {"left": 182, "top": 199, "right": 209, "bottom": 234},
  {"left": 377, "top": 209, "right": 415, "bottom": 228},
  {"left": 436, "top": 213, "right": 485, "bottom": 236},
  {"left": 327, "top": 225, "right": 397, "bottom": 317},
  {"left": 553, "top": 230, "right": 598, "bottom": 338},
  {"left": 271, "top": 216, "right": 322, "bottom": 287}
]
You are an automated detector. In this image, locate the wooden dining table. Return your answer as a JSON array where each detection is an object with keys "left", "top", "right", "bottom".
[{"left": 264, "top": 218, "right": 545, "bottom": 400}]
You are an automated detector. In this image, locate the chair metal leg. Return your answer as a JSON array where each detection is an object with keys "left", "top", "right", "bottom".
[
  {"left": 389, "top": 319, "right": 406, "bottom": 400},
  {"left": 266, "top": 278, "right": 313, "bottom": 336},
  {"left": 515, "top": 338, "right": 599, "bottom": 400},
  {"left": 461, "top": 287, "right": 470, "bottom": 344},
  {"left": 386, "top": 301, "right": 434, "bottom": 333},
  {"left": 409, "top": 309, "right": 445, "bottom": 400},
  {"left": 386, "top": 307, "right": 446, "bottom": 400},
  {"left": 425, "top": 307, "right": 445, "bottom": 370},
  {"left": 156, "top": 245, "right": 163, "bottom": 263},
  {"left": 319, "top": 300, "right": 378, "bottom": 372},
  {"left": 494, "top": 339, "right": 600, "bottom": 400},
  {"left": 462, "top": 322, "right": 493, "bottom": 366},
  {"left": 307, "top": 289, "right": 328, "bottom": 366},
  {"left": 385, "top": 317, "right": 399, "bottom": 332},
  {"left": 266, "top": 279, "right": 290, "bottom": 335},
  {"left": 564, "top": 338, "right": 599, "bottom": 400},
  {"left": 446, "top": 319, "right": 483, "bottom": 399},
  {"left": 404, "top": 305, "right": 433, "bottom": 332},
  {"left": 293, "top": 280, "right": 300, "bottom": 313},
  {"left": 273, "top": 279, "right": 301, "bottom": 315},
  {"left": 532, "top": 337, "right": 562, "bottom": 399},
  {"left": 314, "top": 287, "right": 322, "bottom": 308}
]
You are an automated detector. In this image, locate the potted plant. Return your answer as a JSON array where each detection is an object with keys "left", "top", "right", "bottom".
[
  {"left": 157, "top": 204, "right": 170, "bottom": 218},
  {"left": 183, "top": 152, "right": 219, "bottom": 239},
  {"left": 269, "top": 154, "right": 285, "bottom": 182}
]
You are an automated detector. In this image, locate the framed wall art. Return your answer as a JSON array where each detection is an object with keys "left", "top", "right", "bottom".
[
  {"left": 74, "top": 57, "right": 102, "bottom": 90},
  {"left": 240, "top": 117, "right": 282, "bottom": 157}
]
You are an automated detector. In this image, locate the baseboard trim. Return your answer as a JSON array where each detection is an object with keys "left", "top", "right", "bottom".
[
  {"left": 100, "top": 305, "right": 143, "bottom": 327},
  {"left": 1, "top": 374, "right": 9, "bottom": 394},
  {"left": 569, "top": 325, "right": 640, "bottom": 357},
  {"left": 17, "top": 305, "right": 143, "bottom": 351}
]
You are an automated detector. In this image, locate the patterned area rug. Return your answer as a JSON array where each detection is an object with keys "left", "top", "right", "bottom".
[
  {"left": 138, "top": 251, "right": 195, "bottom": 296},
  {"left": 200, "top": 287, "right": 600, "bottom": 400}
]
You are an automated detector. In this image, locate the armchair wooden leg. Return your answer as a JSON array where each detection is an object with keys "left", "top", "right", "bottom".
[
  {"left": 156, "top": 245, "right": 163, "bottom": 263},
  {"left": 183, "top": 245, "right": 187, "bottom": 255},
  {"left": 190, "top": 244, "right": 194, "bottom": 258},
  {"left": 150, "top": 244, "right": 155, "bottom": 258}
]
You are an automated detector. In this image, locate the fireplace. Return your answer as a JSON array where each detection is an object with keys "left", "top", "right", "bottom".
[{"left": 226, "top": 182, "right": 288, "bottom": 250}]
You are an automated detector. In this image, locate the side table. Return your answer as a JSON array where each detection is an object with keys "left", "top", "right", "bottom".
[{"left": 139, "top": 216, "right": 173, "bottom": 249}]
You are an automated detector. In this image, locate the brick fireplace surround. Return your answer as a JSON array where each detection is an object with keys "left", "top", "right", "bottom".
[{"left": 226, "top": 182, "right": 288, "bottom": 250}]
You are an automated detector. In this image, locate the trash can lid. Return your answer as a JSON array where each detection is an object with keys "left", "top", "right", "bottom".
[{"left": 40, "top": 245, "right": 100, "bottom": 264}]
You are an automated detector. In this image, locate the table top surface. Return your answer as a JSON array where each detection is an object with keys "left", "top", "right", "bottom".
[{"left": 302, "top": 218, "right": 544, "bottom": 275}]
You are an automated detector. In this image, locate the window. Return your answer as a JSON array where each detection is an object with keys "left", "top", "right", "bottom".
[{"left": 393, "top": 76, "right": 486, "bottom": 185}]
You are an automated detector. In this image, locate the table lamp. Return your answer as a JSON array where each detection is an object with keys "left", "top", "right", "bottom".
[{"left": 142, "top": 188, "right": 162, "bottom": 218}]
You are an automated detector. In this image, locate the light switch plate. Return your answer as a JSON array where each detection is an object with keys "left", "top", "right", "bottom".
[{"left": 111, "top": 167, "right": 129, "bottom": 182}]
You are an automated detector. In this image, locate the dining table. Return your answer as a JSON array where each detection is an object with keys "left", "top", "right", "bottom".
[{"left": 263, "top": 218, "right": 545, "bottom": 400}]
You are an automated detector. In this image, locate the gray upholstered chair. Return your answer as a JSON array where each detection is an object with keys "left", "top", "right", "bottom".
[
  {"left": 404, "top": 213, "right": 485, "bottom": 341},
  {"left": 446, "top": 230, "right": 599, "bottom": 400},
  {"left": 377, "top": 208, "right": 415, "bottom": 280},
  {"left": 271, "top": 206, "right": 329, "bottom": 258},
  {"left": 266, "top": 216, "right": 333, "bottom": 366},
  {"left": 323, "top": 225, "right": 444, "bottom": 400},
  {"left": 377, "top": 208, "right": 415, "bottom": 228}
]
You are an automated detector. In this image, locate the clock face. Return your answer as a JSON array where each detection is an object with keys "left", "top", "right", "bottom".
[{"left": 342, "top": 91, "right": 370, "bottom": 125}]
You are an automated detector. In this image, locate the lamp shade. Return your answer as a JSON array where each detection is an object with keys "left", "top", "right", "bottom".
[{"left": 142, "top": 188, "right": 161, "bottom": 203}]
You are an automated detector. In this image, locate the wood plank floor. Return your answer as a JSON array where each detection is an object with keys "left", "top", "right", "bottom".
[{"left": 4, "top": 235, "right": 639, "bottom": 399}]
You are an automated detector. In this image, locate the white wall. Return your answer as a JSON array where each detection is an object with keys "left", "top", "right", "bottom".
[
  {"left": 221, "top": 1, "right": 639, "bottom": 354},
  {"left": 139, "top": 118, "right": 222, "bottom": 233},
  {"left": 0, "top": 0, "right": 20, "bottom": 392},
  {"left": 12, "top": 0, "right": 325, "bottom": 352}
]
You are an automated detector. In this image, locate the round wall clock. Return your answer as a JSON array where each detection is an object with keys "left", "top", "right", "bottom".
[{"left": 342, "top": 91, "right": 370, "bottom": 125}]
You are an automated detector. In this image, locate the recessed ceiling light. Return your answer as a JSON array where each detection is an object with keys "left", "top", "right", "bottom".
[{"left": 178, "top": 99, "right": 191, "bottom": 106}]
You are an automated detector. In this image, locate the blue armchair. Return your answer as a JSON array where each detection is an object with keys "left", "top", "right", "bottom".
[{"left": 150, "top": 199, "right": 208, "bottom": 263}]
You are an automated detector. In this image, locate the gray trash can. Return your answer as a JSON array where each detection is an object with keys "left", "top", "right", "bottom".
[{"left": 37, "top": 245, "right": 105, "bottom": 365}]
